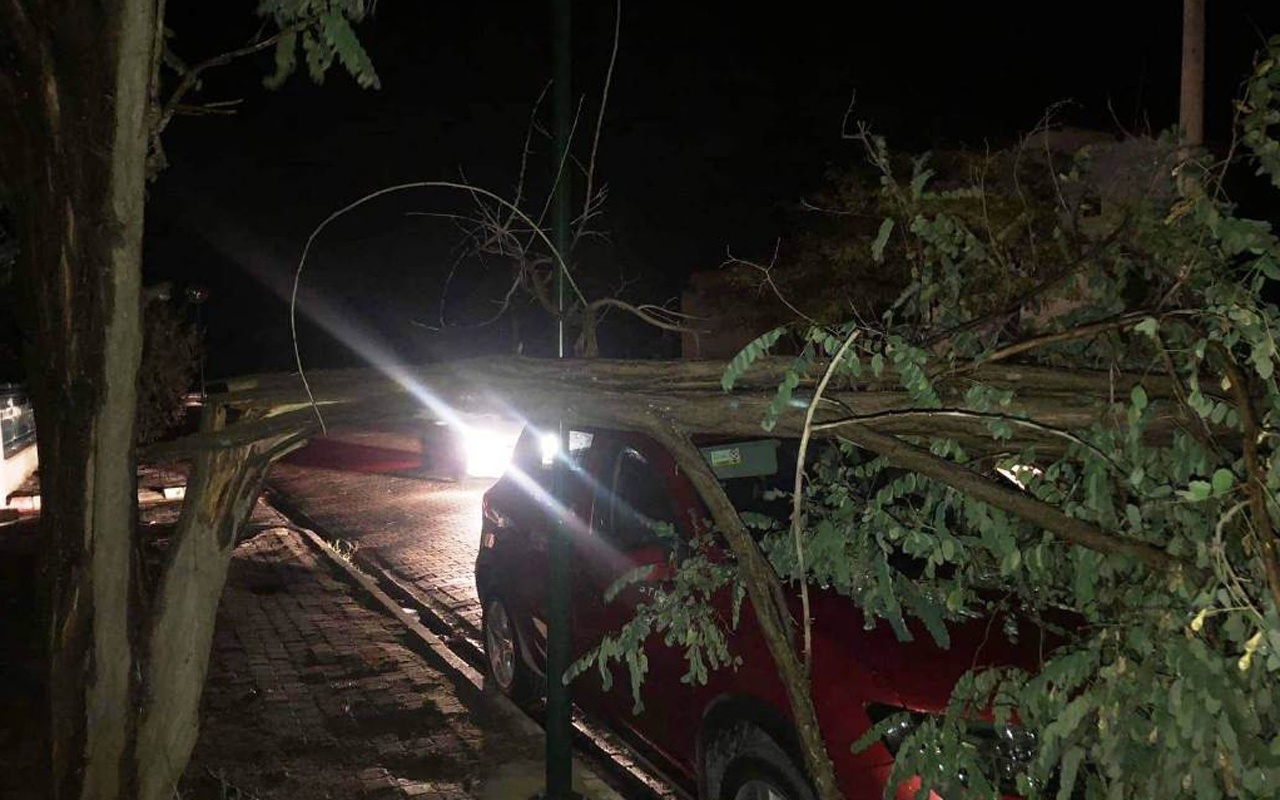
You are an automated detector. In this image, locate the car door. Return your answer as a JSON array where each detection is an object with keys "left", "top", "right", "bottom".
[
  {"left": 495, "top": 426, "right": 599, "bottom": 674},
  {"left": 571, "top": 433, "right": 698, "bottom": 756}
]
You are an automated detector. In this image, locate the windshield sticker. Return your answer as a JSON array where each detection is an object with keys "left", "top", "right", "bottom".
[
  {"left": 708, "top": 447, "right": 742, "bottom": 468},
  {"left": 701, "top": 439, "right": 780, "bottom": 479}
]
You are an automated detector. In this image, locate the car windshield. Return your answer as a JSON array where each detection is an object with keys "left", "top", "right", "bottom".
[
  {"left": 696, "top": 437, "right": 854, "bottom": 529},
  {"left": 699, "top": 436, "right": 967, "bottom": 580},
  {"left": 698, "top": 437, "right": 790, "bottom": 523}
]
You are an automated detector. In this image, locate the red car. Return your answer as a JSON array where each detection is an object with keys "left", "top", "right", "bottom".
[{"left": 475, "top": 426, "right": 1045, "bottom": 800}]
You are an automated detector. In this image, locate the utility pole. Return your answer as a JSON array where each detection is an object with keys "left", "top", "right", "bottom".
[
  {"left": 544, "top": 0, "right": 574, "bottom": 796},
  {"left": 1179, "top": 0, "right": 1205, "bottom": 155}
]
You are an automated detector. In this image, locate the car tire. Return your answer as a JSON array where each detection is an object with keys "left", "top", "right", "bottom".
[
  {"left": 482, "top": 596, "right": 534, "bottom": 704},
  {"left": 706, "top": 723, "right": 816, "bottom": 800}
]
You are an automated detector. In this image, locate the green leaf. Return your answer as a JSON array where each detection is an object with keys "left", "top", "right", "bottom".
[
  {"left": 1130, "top": 384, "right": 1148, "bottom": 413},
  {"left": 722, "top": 327, "right": 785, "bottom": 391},
  {"left": 739, "top": 511, "right": 777, "bottom": 530},
  {"left": 1057, "top": 746, "right": 1084, "bottom": 800},
  {"left": 1001, "top": 547, "right": 1022, "bottom": 574},
  {"left": 870, "top": 352, "right": 885, "bottom": 377},
  {"left": 902, "top": 583, "right": 950, "bottom": 649},
  {"left": 1210, "top": 401, "right": 1230, "bottom": 425},
  {"left": 1251, "top": 344, "right": 1275, "bottom": 380},
  {"left": 763, "top": 368, "right": 801, "bottom": 432},
  {"left": 1179, "top": 480, "right": 1213, "bottom": 502},
  {"left": 852, "top": 710, "right": 914, "bottom": 754},
  {"left": 264, "top": 29, "right": 299, "bottom": 90},
  {"left": 909, "top": 159, "right": 935, "bottom": 200},
  {"left": 871, "top": 218, "right": 895, "bottom": 263},
  {"left": 1256, "top": 255, "right": 1280, "bottom": 280},
  {"left": 320, "top": 10, "right": 380, "bottom": 89},
  {"left": 1134, "top": 316, "right": 1160, "bottom": 338},
  {"left": 1211, "top": 468, "right": 1235, "bottom": 495}
]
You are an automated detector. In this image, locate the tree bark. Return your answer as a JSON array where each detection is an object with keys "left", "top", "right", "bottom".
[
  {"left": 823, "top": 421, "right": 1191, "bottom": 574},
  {"left": 135, "top": 408, "right": 302, "bottom": 800},
  {"left": 1, "top": 2, "right": 156, "bottom": 797},
  {"left": 205, "top": 356, "right": 1211, "bottom": 461},
  {"left": 645, "top": 418, "right": 842, "bottom": 800}
]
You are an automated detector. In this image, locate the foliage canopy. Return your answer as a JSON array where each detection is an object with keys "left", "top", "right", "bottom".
[{"left": 576, "top": 38, "right": 1280, "bottom": 800}]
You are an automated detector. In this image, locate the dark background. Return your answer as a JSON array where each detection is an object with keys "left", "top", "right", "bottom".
[{"left": 14, "top": 1, "right": 1280, "bottom": 380}]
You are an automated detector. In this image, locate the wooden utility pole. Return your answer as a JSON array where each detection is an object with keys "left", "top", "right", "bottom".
[{"left": 1180, "top": 0, "right": 1205, "bottom": 152}]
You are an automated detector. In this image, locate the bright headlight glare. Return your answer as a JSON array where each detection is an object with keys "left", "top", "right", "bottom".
[
  {"left": 462, "top": 426, "right": 519, "bottom": 478},
  {"left": 538, "top": 432, "right": 560, "bottom": 466}
]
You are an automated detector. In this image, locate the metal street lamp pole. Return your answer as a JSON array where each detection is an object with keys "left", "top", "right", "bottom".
[{"left": 545, "top": 0, "right": 574, "bottom": 797}]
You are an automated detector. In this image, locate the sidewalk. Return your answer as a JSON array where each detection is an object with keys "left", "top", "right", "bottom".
[
  {"left": 265, "top": 430, "right": 682, "bottom": 800},
  {"left": 184, "top": 521, "right": 620, "bottom": 800}
]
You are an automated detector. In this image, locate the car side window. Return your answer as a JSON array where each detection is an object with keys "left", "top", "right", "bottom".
[
  {"left": 597, "top": 446, "right": 676, "bottom": 552},
  {"left": 512, "top": 426, "right": 594, "bottom": 475}
]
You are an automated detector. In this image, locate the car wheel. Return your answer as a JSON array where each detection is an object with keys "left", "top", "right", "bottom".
[
  {"left": 706, "top": 723, "right": 816, "bottom": 800},
  {"left": 482, "top": 596, "right": 533, "bottom": 703}
]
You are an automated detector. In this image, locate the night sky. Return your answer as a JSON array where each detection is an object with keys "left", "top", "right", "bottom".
[{"left": 127, "top": 1, "right": 1280, "bottom": 378}]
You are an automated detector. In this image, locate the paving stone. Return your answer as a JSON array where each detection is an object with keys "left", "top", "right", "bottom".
[
  {"left": 181, "top": 527, "right": 571, "bottom": 799},
  {"left": 177, "top": 431, "right": 626, "bottom": 799},
  {"left": 268, "top": 460, "right": 487, "bottom": 641}
]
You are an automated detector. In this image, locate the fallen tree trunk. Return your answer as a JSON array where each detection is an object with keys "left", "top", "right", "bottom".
[
  {"left": 197, "top": 356, "right": 1206, "bottom": 454},
  {"left": 162, "top": 354, "right": 1206, "bottom": 618},
  {"left": 148, "top": 354, "right": 1212, "bottom": 800}
]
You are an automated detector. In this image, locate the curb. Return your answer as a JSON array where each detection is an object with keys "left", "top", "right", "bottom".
[{"left": 294, "top": 525, "right": 546, "bottom": 739}]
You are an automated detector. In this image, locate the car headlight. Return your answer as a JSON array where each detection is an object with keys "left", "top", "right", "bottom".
[
  {"left": 462, "top": 425, "right": 521, "bottom": 478},
  {"left": 867, "top": 704, "right": 1038, "bottom": 796}
]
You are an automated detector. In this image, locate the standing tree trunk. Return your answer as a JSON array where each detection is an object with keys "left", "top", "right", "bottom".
[
  {"left": 2, "top": 6, "right": 379, "bottom": 797},
  {"left": 0, "top": 4, "right": 293, "bottom": 800},
  {"left": 1, "top": 2, "right": 156, "bottom": 798}
]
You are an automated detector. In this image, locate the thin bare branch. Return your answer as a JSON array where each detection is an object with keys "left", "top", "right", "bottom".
[
  {"left": 723, "top": 243, "right": 822, "bottom": 327},
  {"left": 535, "top": 97, "right": 585, "bottom": 232},
  {"left": 812, "top": 407, "right": 1117, "bottom": 467},
  {"left": 584, "top": 297, "right": 705, "bottom": 335},
  {"left": 172, "top": 99, "right": 243, "bottom": 117},
  {"left": 154, "top": 20, "right": 308, "bottom": 142},
  {"left": 792, "top": 328, "right": 859, "bottom": 673},
  {"left": 291, "top": 180, "right": 592, "bottom": 429},
  {"left": 513, "top": 81, "right": 552, "bottom": 213},
  {"left": 969, "top": 310, "right": 1196, "bottom": 369},
  {"left": 575, "top": 0, "right": 622, "bottom": 256},
  {"left": 798, "top": 197, "right": 857, "bottom": 216}
]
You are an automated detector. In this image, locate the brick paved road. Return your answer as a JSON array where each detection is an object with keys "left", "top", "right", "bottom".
[
  {"left": 268, "top": 436, "right": 489, "bottom": 640},
  {"left": 265, "top": 427, "right": 684, "bottom": 800},
  {"left": 187, "top": 526, "right": 576, "bottom": 800}
]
